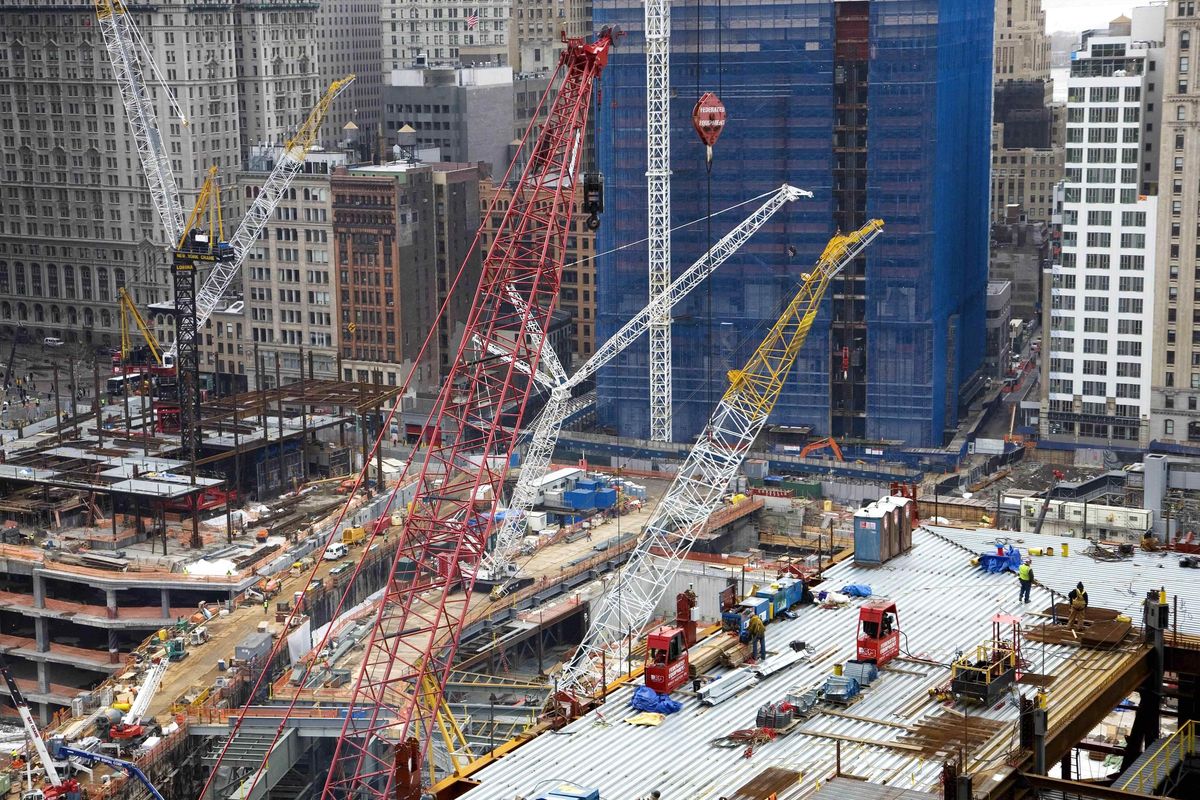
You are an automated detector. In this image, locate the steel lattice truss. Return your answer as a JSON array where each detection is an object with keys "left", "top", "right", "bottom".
[
  {"left": 557, "top": 220, "right": 885, "bottom": 699},
  {"left": 646, "top": 0, "right": 673, "bottom": 442},
  {"left": 319, "top": 32, "right": 615, "bottom": 800},
  {"left": 95, "top": 0, "right": 186, "bottom": 245},
  {"left": 478, "top": 186, "right": 812, "bottom": 585}
]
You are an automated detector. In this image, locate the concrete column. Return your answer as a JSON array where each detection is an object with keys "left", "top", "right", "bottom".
[
  {"left": 161, "top": 588, "right": 171, "bottom": 619},
  {"left": 108, "top": 629, "right": 120, "bottom": 665},
  {"left": 36, "top": 660, "right": 49, "bottom": 694},
  {"left": 34, "top": 618, "right": 48, "bottom": 652},
  {"left": 106, "top": 588, "right": 117, "bottom": 620},
  {"left": 32, "top": 574, "right": 44, "bottom": 609}
]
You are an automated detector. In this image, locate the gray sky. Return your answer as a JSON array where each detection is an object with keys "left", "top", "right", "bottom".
[{"left": 1043, "top": 0, "right": 1143, "bottom": 33}]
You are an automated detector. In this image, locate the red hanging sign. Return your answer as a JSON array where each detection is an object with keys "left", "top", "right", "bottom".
[{"left": 692, "top": 91, "right": 727, "bottom": 148}]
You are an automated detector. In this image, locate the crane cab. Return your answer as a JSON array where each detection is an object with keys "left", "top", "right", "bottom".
[
  {"left": 856, "top": 599, "right": 900, "bottom": 667},
  {"left": 644, "top": 625, "right": 689, "bottom": 694}
]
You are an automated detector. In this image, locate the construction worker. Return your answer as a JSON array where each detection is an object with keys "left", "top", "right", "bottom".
[
  {"left": 263, "top": 599, "right": 270, "bottom": 614},
  {"left": 1018, "top": 558, "right": 1034, "bottom": 604},
  {"left": 747, "top": 613, "right": 767, "bottom": 662},
  {"left": 1067, "top": 581, "right": 1089, "bottom": 629}
]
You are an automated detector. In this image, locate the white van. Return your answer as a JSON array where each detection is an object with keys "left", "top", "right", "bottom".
[
  {"left": 43, "top": 337, "right": 64, "bottom": 348},
  {"left": 324, "top": 542, "right": 348, "bottom": 561}
]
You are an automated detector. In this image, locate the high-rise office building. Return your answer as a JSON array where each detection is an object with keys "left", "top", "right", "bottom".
[
  {"left": 1151, "top": 3, "right": 1200, "bottom": 444},
  {"left": 316, "top": 0, "right": 383, "bottom": 161},
  {"left": 1040, "top": 12, "right": 1164, "bottom": 447},
  {"left": 381, "top": 0, "right": 508, "bottom": 70},
  {"left": 0, "top": 3, "right": 318, "bottom": 348},
  {"left": 592, "top": 0, "right": 993, "bottom": 447},
  {"left": 994, "top": 0, "right": 1052, "bottom": 86},
  {"left": 991, "top": 0, "right": 1061, "bottom": 224}
]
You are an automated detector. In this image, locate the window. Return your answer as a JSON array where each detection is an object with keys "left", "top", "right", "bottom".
[
  {"left": 1113, "top": 319, "right": 1142, "bottom": 335},
  {"left": 1119, "top": 276, "right": 1145, "bottom": 292},
  {"left": 1165, "top": 420, "right": 1175, "bottom": 436},
  {"left": 1116, "top": 362, "right": 1141, "bottom": 378},
  {"left": 1085, "top": 275, "right": 1110, "bottom": 291}
]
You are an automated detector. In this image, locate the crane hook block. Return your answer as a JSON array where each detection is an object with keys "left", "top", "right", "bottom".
[{"left": 583, "top": 172, "right": 604, "bottom": 231}]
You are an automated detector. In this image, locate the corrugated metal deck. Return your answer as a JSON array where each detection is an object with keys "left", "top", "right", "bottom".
[
  {"left": 934, "top": 526, "right": 1200, "bottom": 636},
  {"left": 458, "top": 527, "right": 1146, "bottom": 800}
]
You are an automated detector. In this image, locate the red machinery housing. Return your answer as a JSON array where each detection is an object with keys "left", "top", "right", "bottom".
[
  {"left": 644, "top": 626, "right": 689, "bottom": 694},
  {"left": 856, "top": 599, "right": 900, "bottom": 666}
]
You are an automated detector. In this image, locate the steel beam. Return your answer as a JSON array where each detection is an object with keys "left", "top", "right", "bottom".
[{"left": 1019, "top": 773, "right": 1171, "bottom": 800}]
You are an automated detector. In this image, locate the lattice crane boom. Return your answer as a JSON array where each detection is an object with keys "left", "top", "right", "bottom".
[
  {"left": 165, "top": 75, "right": 356, "bottom": 358},
  {"left": 556, "top": 220, "right": 885, "bottom": 700},
  {"left": 646, "top": 0, "right": 673, "bottom": 442},
  {"left": 319, "top": 32, "right": 616, "bottom": 800},
  {"left": 94, "top": 0, "right": 187, "bottom": 245},
  {"left": 477, "top": 185, "right": 813, "bottom": 585}
]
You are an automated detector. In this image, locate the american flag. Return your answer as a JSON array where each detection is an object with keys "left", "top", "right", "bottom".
[{"left": 466, "top": 9, "right": 479, "bottom": 29}]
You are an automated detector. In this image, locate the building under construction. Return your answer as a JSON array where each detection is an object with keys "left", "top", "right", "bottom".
[{"left": 1, "top": 6, "right": 1200, "bottom": 800}]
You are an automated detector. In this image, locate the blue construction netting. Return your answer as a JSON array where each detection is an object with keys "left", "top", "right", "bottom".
[{"left": 592, "top": 0, "right": 992, "bottom": 448}]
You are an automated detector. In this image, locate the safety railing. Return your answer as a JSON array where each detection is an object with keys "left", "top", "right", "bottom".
[{"left": 1122, "top": 720, "right": 1197, "bottom": 795}]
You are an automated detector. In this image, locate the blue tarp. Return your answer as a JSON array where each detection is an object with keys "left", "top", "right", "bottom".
[
  {"left": 840, "top": 584, "right": 872, "bottom": 598},
  {"left": 979, "top": 543, "right": 1022, "bottom": 574},
  {"left": 630, "top": 685, "right": 682, "bottom": 714}
]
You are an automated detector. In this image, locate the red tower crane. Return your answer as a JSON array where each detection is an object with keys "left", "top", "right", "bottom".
[{"left": 317, "top": 29, "right": 618, "bottom": 800}]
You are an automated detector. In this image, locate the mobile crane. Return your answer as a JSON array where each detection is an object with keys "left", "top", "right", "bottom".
[
  {"left": 0, "top": 657, "right": 81, "bottom": 800},
  {"left": 556, "top": 220, "right": 885, "bottom": 704},
  {"left": 98, "top": 658, "right": 169, "bottom": 746},
  {"left": 48, "top": 739, "right": 165, "bottom": 800}
]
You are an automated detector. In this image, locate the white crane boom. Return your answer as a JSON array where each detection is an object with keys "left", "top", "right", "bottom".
[
  {"left": 476, "top": 185, "right": 811, "bottom": 586},
  {"left": 123, "top": 659, "right": 169, "bottom": 726},
  {"left": 557, "top": 220, "right": 885, "bottom": 699},
  {"left": 166, "top": 75, "right": 356, "bottom": 357},
  {"left": 0, "top": 659, "right": 65, "bottom": 789},
  {"left": 646, "top": 0, "right": 673, "bottom": 442},
  {"left": 94, "top": 0, "right": 187, "bottom": 245}
]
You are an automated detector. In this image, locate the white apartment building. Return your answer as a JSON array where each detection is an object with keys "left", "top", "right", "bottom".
[{"left": 1042, "top": 23, "right": 1164, "bottom": 447}]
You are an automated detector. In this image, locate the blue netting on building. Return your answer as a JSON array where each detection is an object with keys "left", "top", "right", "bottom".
[{"left": 593, "top": 0, "right": 992, "bottom": 447}]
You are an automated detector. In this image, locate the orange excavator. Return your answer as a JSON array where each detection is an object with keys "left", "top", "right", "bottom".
[{"left": 800, "top": 437, "right": 844, "bottom": 461}]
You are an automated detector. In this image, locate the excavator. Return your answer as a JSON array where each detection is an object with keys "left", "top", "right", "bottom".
[{"left": 800, "top": 436, "right": 844, "bottom": 461}]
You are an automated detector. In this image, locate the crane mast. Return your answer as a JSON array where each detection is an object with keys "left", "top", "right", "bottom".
[
  {"left": 319, "top": 31, "right": 616, "bottom": 800},
  {"left": 556, "top": 220, "right": 885, "bottom": 701},
  {"left": 94, "top": 0, "right": 186, "bottom": 245},
  {"left": 478, "top": 185, "right": 812, "bottom": 589},
  {"left": 646, "top": 0, "right": 673, "bottom": 441}
]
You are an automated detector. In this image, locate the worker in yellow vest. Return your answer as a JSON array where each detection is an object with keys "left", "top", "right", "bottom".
[
  {"left": 1067, "top": 582, "right": 1089, "bottom": 628},
  {"left": 747, "top": 613, "right": 767, "bottom": 662},
  {"left": 1017, "top": 559, "right": 1033, "bottom": 604}
]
